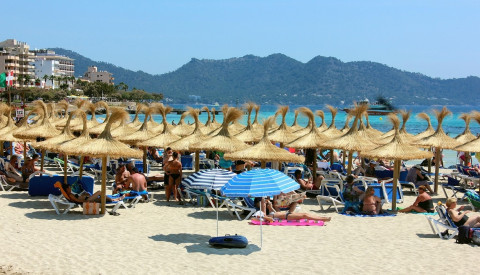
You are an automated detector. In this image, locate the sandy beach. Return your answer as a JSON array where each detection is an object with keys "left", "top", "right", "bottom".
[{"left": 1, "top": 170, "right": 478, "bottom": 275}]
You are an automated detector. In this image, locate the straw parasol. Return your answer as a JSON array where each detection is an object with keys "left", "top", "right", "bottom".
[
  {"left": 190, "top": 107, "right": 250, "bottom": 153},
  {"left": 235, "top": 102, "right": 263, "bottom": 143},
  {"left": 110, "top": 108, "right": 138, "bottom": 138},
  {"left": 130, "top": 103, "right": 147, "bottom": 128},
  {"left": 0, "top": 103, "right": 10, "bottom": 128},
  {"left": 225, "top": 116, "right": 305, "bottom": 168},
  {"left": 364, "top": 113, "right": 383, "bottom": 137},
  {"left": 50, "top": 100, "right": 69, "bottom": 127},
  {"left": 210, "top": 107, "right": 222, "bottom": 129},
  {"left": 289, "top": 109, "right": 304, "bottom": 132},
  {"left": 0, "top": 106, "right": 17, "bottom": 157},
  {"left": 268, "top": 106, "right": 297, "bottom": 147},
  {"left": 71, "top": 102, "right": 100, "bottom": 131},
  {"left": 415, "top": 107, "right": 460, "bottom": 192},
  {"left": 88, "top": 101, "right": 113, "bottom": 135},
  {"left": 208, "top": 105, "right": 229, "bottom": 136},
  {"left": 60, "top": 108, "right": 142, "bottom": 214},
  {"left": 322, "top": 105, "right": 343, "bottom": 138},
  {"left": 454, "top": 114, "right": 480, "bottom": 155},
  {"left": 414, "top": 112, "right": 435, "bottom": 141},
  {"left": 340, "top": 114, "right": 353, "bottom": 134},
  {"left": 287, "top": 107, "right": 330, "bottom": 177},
  {"left": 362, "top": 114, "right": 433, "bottom": 210},
  {"left": 379, "top": 110, "right": 415, "bottom": 144},
  {"left": 321, "top": 104, "right": 377, "bottom": 174},
  {"left": 33, "top": 109, "right": 79, "bottom": 152},
  {"left": 250, "top": 104, "right": 263, "bottom": 134},
  {"left": 167, "top": 108, "right": 207, "bottom": 171},
  {"left": 316, "top": 109, "right": 328, "bottom": 132},
  {"left": 55, "top": 99, "right": 86, "bottom": 130},
  {"left": 171, "top": 111, "right": 195, "bottom": 137},
  {"left": 454, "top": 113, "right": 476, "bottom": 145},
  {"left": 118, "top": 107, "right": 157, "bottom": 145},
  {"left": 201, "top": 106, "right": 215, "bottom": 133}
]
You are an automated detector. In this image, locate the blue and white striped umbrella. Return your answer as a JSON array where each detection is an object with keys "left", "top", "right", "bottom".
[
  {"left": 181, "top": 169, "right": 236, "bottom": 190},
  {"left": 220, "top": 168, "right": 300, "bottom": 197}
]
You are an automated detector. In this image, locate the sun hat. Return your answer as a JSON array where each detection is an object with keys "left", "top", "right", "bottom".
[
  {"left": 414, "top": 164, "right": 421, "bottom": 169},
  {"left": 369, "top": 160, "right": 378, "bottom": 165}
]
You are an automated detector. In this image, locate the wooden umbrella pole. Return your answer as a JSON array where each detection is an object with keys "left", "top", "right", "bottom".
[
  {"left": 195, "top": 151, "right": 200, "bottom": 172},
  {"left": 427, "top": 147, "right": 432, "bottom": 174},
  {"left": 0, "top": 141, "right": 3, "bottom": 157},
  {"left": 330, "top": 149, "right": 334, "bottom": 167},
  {"left": 342, "top": 150, "right": 346, "bottom": 167},
  {"left": 40, "top": 149, "right": 45, "bottom": 171},
  {"left": 143, "top": 147, "right": 147, "bottom": 175},
  {"left": 64, "top": 154, "right": 68, "bottom": 185},
  {"left": 347, "top": 151, "right": 353, "bottom": 175},
  {"left": 101, "top": 156, "right": 107, "bottom": 215},
  {"left": 79, "top": 156, "right": 84, "bottom": 179},
  {"left": 312, "top": 149, "right": 317, "bottom": 180},
  {"left": 261, "top": 161, "right": 266, "bottom": 169},
  {"left": 23, "top": 141, "right": 27, "bottom": 160},
  {"left": 391, "top": 159, "right": 400, "bottom": 211},
  {"left": 434, "top": 149, "right": 440, "bottom": 193}
]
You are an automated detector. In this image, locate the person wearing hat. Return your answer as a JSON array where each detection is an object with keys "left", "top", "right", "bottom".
[
  {"left": 365, "top": 160, "right": 377, "bottom": 177},
  {"left": 405, "top": 164, "right": 434, "bottom": 194},
  {"left": 399, "top": 185, "right": 434, "bottom": 213}
]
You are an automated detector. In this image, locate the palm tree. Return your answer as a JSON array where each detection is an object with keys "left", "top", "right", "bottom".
[
  {"left": 42, "top": 75, "right": 49, "bottom": 87},
  {"left": 49, "top": 75, "right": 56, "bottom": 88},
  {"left": 23, "top": 74, "right": 31, "bottom": 87},
  {"left": 17, "top": 74, "right": 24, "bottom": 88}
]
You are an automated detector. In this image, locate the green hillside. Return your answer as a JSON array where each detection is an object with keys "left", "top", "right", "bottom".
[{"left": 50, "top": 48, "right": 480, "bottom": 105}]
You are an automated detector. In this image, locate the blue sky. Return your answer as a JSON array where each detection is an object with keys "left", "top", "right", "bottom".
[{"left": 5, "top": 0, "right": 479, "bottom": 79}]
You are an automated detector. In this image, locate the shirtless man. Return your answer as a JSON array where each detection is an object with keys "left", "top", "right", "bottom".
[
  {"left": 362, "top": 187, "right": 383, "bottom": 215},
  {"left": 113, "top": 165, "right": 130, "bottom": 194},
  {"left": 124, "top": 170, "right": 148, "bottom": 200}
]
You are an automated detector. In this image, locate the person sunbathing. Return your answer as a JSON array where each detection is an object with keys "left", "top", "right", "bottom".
[
  {"left": 399, "top": 185, "right": 434, "bottom": 213},
  {"left": 294, "top": 169, "right": 323, "bottom": 190},
  {"left": 62, "top": 182, "right": 125, "bottom": 204},
  {"left": 362, "top": 187, "right": 383, "bottom": 215},
  {"left": 253, "top": 197, "right": 331, "bottom": 222},
  {"left": 273, "top": 191, "right": 306, "bottom": 213},
  {"left": 113, "top": 164, "right": 131, "bottom": 194},
  {"left": 446, "top": 197, "right": 480, "bottom": 227},
  {"left": 2, "top": 155, "right": 22, "bottom": 183}
]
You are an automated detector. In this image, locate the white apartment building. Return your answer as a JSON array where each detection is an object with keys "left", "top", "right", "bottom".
[
  {"left": 32, "top": 49, "right": 75, "bottom": 89},
  {"left": 0, "top": 39, "right": 35, "bottom": 87},
  {"left": 82, "top": 66, "right": 114, "bottom": 84}
]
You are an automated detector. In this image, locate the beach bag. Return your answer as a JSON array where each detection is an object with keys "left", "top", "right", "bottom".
[
  {"left": 83, "top": 202, "right": 99, "bottom": 215},
  {"left": 456, "top": 226, "right": 472, "bottom": 244}
]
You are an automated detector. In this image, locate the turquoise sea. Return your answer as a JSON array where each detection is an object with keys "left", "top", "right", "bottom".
[{"left": 99, "top": 104, "right": 480, "bottom": 168}]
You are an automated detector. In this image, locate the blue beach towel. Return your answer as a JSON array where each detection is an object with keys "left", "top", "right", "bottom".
[{"left": 341, "top": 212, "right": 396, "bottom": 217}]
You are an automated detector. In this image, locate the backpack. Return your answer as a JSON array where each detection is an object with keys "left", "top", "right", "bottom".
[
  {"left": 472, "top": 229, "right": 480, "bottom": 245},
  {"left": 456, "top": 226, "right": 472, "bottom": 244}
]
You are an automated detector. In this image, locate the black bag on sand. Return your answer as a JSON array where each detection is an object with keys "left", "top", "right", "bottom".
[{"left": 456, "top": 226, "right": 472, "bottom": 244}]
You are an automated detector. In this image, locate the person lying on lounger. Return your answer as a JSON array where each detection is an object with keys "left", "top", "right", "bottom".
[
  {"left": 62, "top": 182, "right": 125, "bottom": 204},
  {"left": 446, "top": 197, "right": 480, "bottom": 227},
  {"left": 253, "top": 197, "right": 331, "bottom": 222},
  {"left": 362, "top": 187, "right": 383, "bottom": 215}
]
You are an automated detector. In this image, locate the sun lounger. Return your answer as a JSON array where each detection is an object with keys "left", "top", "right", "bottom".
[
  {"left": 29, "top": 174, "right": 94, "bottom": 196},
  {"left": 225, "top": 197, "right": 257, "bottom": 221},
  {"left": 425, "top": 205, "right": 458, "bottom": 239},
  {"left": 316, "top": 182, "right": 345, "bottom": 212}
]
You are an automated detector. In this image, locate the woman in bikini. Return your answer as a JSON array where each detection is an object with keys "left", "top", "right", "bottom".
[
  {"left": 253, "top": 197, "right": 331, "bottom": 222},
  {"left": 446, "top": 197, "right": 480, "bottom": 227},
  {"left": 399, "top": 185, "right": 434, "bottom": 213},
  {"left": 167, "top": 151, "right": 182, "bottom": 202},
  {"left": 362, "top": 187, "right": 383, "bottom": 215}
]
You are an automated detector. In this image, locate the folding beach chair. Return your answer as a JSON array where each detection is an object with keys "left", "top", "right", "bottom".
[{"left": 425, "top": 205, "right": 458, "bottom": 239}]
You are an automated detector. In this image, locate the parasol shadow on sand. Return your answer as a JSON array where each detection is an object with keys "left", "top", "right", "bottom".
[
  {"left": 414, "top": 107, "right": 460, "bottom": 192},
  {"left": 362, "top": 114, "right": 433, "bottom": 210},
  {"left": 225, "top": 116, "right": 305, "bottom": 168},
  {"left": 57, "top": 108, "right": 142, "bottom": 214}
]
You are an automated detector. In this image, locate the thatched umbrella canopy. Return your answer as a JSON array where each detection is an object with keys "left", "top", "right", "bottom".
[
  {"left": 362, "top": 114, "right": 433, "bottom": 210},
  {"left": 167, "top": 108, "right": 207, "bottom": 171},
  {"left": 210, "top": 107, "right": 222, "bottom": 129},
  {"left": 55, "top": 99, "right": 86, "bottom": 130},
  {"left": 201, "top": 106, "right": 215, "bottom": 133},
  {"left": 118, "top": 107, "right": 157, "bottom": 145},
  {"left": 33, "top": 109, "right": 78, "bottom": 152},
  {"left": 88, "top": 101, "right": 114, "bottom": 135},
  {"left": 364, "top": 113, "right": 383, "bottom": 137},
  {"left": 71, "top": 102, "right": 100, "bottom": 131},
  {"left": 151, "top": 103, "right": 173, "bottom": 133},
  {"left": 57, "top": 110, "right": 92, "bottom": 155},
  {"left": 235, "top": 102, "right": 263, "bottom": 143},
  {"left": 208, "top": 105, "right": 230, "bottom": 136},
  {"left": 110, "top": 109, "right": 138, "bottom": 138},
  {"left": 454, "top": 113, "right": 476, "bottom": 145},
  {"left": 190, "top": 107, "right": 250, "bottom": 153},
  {"left": 415, "top": 107, "right": 460, "bottom": 192},
  {"left": 289, "top": 109, "right": 304, "bottom": 132},
  {"left": 287, "top": 107, "right": 330, "bottom": 177},
  {"left": 14, "top": 101, "right": 60, "bottom": 140},
  {"left": 171, "top": 111, "right": 195, "bottom": 137},
  {"left": 0, "top": 103, "right": 10, "bottom": 128},
  {"left": 138, "top": 108, "right": 182, "bottom": 149},
  {"left": 50, "top": 100, "right": 69, "bottom": 127},
  {"left": 228, "top": 119, "right": 246, "bottom": 136},
  {"left": 381, "top": 110, "right": 415, "bottom": 143},
  {"left": 225, "top": 117, "right": 305, "bottom": 168},
  {"left": 316, "top": 110, "right": 328, "bottom": 132},
  {"left": 294, "top": 115, "right": 313, "bottom": 137},
  {"left": 250, "top": 104, "right": 263, "bottom": 134},
  {"left": 340, "top": 114, "right": 353, "bottom": 134},
  {"left": 268, "top": 106, "right": 297, "bottom": 146},
  {"left": 0, "top": 106, "right": 17, "bottom": 157},
  {"left": 321, "top": 105, "right": 342, "bottom": 138},
  {"left": 321, "top": 105, "right": 377, "bottom": 174},
  {"left": 454, "top": 114, "right": 480, "bottom": 153},
  {"left": 130, "top": 103, "right": 147, "bottom": 128},
  {"left": 59, "top": 108, "right": 142, "bottom": 214},
  {"left": 414, "top": 112, "right": 435, "bottom": 141}
]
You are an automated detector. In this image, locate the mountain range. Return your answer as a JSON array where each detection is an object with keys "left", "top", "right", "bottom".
[{"left": 50, "top": 48, "right": 480, "bottom": 106}]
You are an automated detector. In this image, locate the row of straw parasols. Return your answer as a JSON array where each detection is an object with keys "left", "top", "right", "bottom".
[{"left": 1, "top": 99, "right": 479, "bottom": 212}]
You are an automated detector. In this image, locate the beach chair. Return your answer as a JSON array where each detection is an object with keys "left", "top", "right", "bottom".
[
  {"left": 316, "top": 182, "right": 345, "bottom": 213},
  {"left": 49, "top": 181, "right": 127, "bottom": 215},
  {"left": 381, "top": 182, "right": 404, "bottom": 204},
  {"left": 425, "top": 205, "right": 458, "bottom": 240},
  {"left": 225, "top": 197, "right": 257, "bottom": 220},
  {"left": 0, "top": 175, "right": 15, "bottom": 191},
  {"left": 181, "top": 155, "right": 194, "bottom": 170},
  {"left": 442, "top": 176, "right": 467, "bottom": 199}
]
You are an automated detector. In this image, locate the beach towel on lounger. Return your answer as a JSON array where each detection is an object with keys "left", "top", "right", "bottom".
[{"left": 250, "top": 219, "right": 324, "bottom": 226}]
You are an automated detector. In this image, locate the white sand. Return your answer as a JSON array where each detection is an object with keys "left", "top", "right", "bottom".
[{"left": 0, "top": 180, "right": 479, "bottom": 275}]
